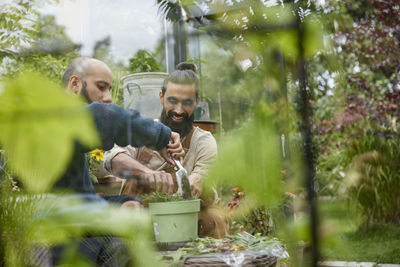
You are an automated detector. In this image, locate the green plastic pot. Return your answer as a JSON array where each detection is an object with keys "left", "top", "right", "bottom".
[{"left": 149, "top": 199, "right": 200, "bottom": 243}]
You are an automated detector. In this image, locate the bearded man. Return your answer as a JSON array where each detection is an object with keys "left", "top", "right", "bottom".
[
  {"left": 104, "top": 62, "right": 216, "bottom": 197},
  {"left": 104, "top": 63, "right": 227, "bottom": 237}
]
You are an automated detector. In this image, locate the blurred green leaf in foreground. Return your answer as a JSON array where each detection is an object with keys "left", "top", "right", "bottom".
[
  {"left": 1, "top": 193, "right": 163, "bottom": 267},
  {"left": 206, "top": 104, "right": 284, "bottom": 207},
  {"left": 0, "top": 73, "right": 99, "bottom": 192}
]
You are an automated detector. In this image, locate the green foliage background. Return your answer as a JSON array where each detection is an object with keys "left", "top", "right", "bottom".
[
  {"left": 0, "top": 1, "right": 79, "bottom": 83},
  {"left": 307, "top": 0, "right": 400, "bottom": 226},
  {"left": 127, "top": 49, "right": 163, "bottom": 73},
  {"left": 3, "top": 0, "right": 399, "bottom": 265}
]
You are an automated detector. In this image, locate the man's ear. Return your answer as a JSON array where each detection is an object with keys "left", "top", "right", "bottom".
[
  {"left": 159, "top": 90, "right": 164, "bottom": 104},
  {"left": 67, "top": 75, "right": 82, "bottom": 95}
]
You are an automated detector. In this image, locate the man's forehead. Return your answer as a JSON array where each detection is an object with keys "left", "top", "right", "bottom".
[
  {"left": 165, "top": 82, "right": 196, "bottom": 96},
  {"left": 86, "top": 66, "right": 112, "bottom": 83},
  {"left": 86, "top": 61, "right": 112, "bottom": 76}
]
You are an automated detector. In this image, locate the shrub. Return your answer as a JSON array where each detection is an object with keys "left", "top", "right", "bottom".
[{"left": 345, "top": 134, "right": 400, "bottom": 225}]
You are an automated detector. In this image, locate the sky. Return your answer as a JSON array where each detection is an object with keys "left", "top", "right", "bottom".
[{"left": 40, "top": 0, "right": 164, "bottom": 64}]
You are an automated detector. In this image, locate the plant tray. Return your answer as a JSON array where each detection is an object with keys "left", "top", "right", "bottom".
[
  {"left": 160, "top": 232, "right": 287, "bottom": 266},
  {"left": 181, "top": 251, "right": 277, "bottom": 266}
]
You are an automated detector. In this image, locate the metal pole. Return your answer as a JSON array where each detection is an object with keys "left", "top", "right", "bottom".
[
  {"left": 297, "top": 17, "right": 319, "bottom": 267},
  {"left": 217, "top": 90, "right": 223, "bottom": 138},
  {"left": 173, "top": 20, "right": 187, "bottom": 66},
  {"left": 164, "top": 18, "right": 170, "bottom": 73}
]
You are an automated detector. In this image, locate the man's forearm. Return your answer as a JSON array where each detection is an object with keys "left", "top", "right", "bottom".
[
  {"left": 111, "top": 152, "right": 175, "bottom": 195},
  {"left": 110, "top": 153, "right": 152, "bottom": 178}
]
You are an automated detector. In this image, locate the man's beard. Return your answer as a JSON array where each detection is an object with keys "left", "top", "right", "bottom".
[
  {"left": 80, "top": 82, "right": 92, "bottom": 103},
  {"left": 160, "top": 109, "right": 194, "bottom": 138}
]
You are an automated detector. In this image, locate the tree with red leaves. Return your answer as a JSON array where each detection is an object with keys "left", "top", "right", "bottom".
[{"left": 312, "top": 0, "right": 400, "bottom": 223}]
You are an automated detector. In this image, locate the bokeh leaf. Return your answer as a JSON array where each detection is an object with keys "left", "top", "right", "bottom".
[
  {"left": 0, "top": 73, "right": 99, "bottom": 192},
  {"left": 206, "top": 107, "right": 283, "bottom": 206},
  {"left": 32, "top": 195, "right": 164, "bottom": 267},
  {"left": 304, "top": 15, "right": 325, "bottom": 58}
]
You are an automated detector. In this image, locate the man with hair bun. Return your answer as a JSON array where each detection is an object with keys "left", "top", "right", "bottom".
[{"left": 104, "top": 62, "right": 227, "bottom": 237}]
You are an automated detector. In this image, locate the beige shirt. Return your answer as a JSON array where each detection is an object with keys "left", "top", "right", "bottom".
[{"left": 103, "top": 127, "right": 217, "bottom": 177}]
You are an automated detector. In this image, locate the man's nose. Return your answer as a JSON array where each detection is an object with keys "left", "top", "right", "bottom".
[
  {"left": 174, "top": 103, "right": 184, "bottom": 114},
  {"left": 102, "top": 90, "right": 112, "bottom": 103}
]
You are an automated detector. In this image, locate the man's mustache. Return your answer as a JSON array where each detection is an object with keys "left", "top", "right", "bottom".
[
  {"left": 167, "top": 110, "right": 189, "bottom": 120},
  {"left": 160, "top": 109, "right": 194, "bottom": 138}
]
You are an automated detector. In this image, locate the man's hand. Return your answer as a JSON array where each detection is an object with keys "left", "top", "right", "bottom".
[
  {"left": 121, "top": 200, "right": 143, "bottom": 209},
  {"left": 120, "top": 170, "right": 175, "bottom": 196},
  {"left": 159, "top": 131, "right": 185, "bottom": 164},
  {"left": 143, "top": 170, "right": 174, "bottom": 195},
  {"left": 111, "top": 153, "right": 174, "bottom": 195},
  {"left": 189, "top": 173, "right": 202, "bottom": 198}
]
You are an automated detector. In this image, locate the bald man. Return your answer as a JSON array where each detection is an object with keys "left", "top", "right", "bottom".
[
  {"left": 61, "top": 57, "right": 182, "bottom": 198},
  {"left": 56, "top": 57, "right": 183, "bottom": 196},
  {"left": 63, "top": 57, "right": 113, "bottom": 104},
  {"left": 48, "top": 57, "right": 183, "bottom": 266}
]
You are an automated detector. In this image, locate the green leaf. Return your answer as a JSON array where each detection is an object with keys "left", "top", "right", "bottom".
[
  {"left": 0, "top": 73, "right": 100, "bottom": 192},
  {"left": 31, "top": 195, "right": 164, "bottom": 267},
  {"left": 304, "top": 15, "right": 326, "bottom": 58},
  {"left": 269, "top": 30, "right": 299, "bottom": 60}
]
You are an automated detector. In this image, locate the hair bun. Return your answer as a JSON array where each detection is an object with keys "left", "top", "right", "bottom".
[{"left": 175, "top": 62, "right": 197, "bottom": 73}]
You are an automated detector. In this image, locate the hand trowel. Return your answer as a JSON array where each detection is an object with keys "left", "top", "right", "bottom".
[{"left": 173, "top": 159, "right": 192, "bottom": 200}]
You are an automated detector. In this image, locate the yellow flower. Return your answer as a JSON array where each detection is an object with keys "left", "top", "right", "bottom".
[
  {"left": 89, "top": 149, "right": 104, "bottom": 162},
  {"left": 232, "top": 244, "right": 244, "bottom": 251}
]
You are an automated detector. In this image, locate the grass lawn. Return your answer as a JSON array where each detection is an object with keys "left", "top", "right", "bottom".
[{"left": 319, "top": 199, "right": 400, "bottom": 264}]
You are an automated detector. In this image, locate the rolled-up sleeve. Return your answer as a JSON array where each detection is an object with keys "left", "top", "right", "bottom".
[{"left": 103, "top": 145, "right": 131, "bottom": 172}]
